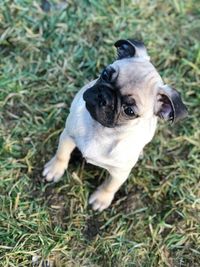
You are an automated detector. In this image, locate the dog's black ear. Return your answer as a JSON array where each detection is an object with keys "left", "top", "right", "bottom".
[
  {"left": 155, "top": 85, "right": 188, "bottom": 123},
  {"left": 114, "top": 39, "right": 150, "bottom": 60}
]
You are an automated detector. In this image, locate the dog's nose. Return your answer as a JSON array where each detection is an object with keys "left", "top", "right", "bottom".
[
  {"left": 83, "top": 86, "right": 114, "bottom": 108},
  {"left": 83, "top": 90, "right": 96, "bottom": 106},
  {"left": 98, "top": 93, "right": 107, "bottom": 107}
]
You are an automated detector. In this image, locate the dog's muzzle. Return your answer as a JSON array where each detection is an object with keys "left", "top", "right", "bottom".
[
  {"left": 83, "top": 85, "right": 120, "bottom": 127},
  {"left": 83, "top": 86, "right": 115, "bottom": 108}
]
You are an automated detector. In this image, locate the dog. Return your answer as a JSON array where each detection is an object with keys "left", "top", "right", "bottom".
[{"left": 43, "top": 39, "right": 187, "bottom": 211}]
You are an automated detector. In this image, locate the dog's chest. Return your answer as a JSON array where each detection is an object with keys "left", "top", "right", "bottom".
[
  {"left": 75, "top": 125, "right": 151, "bottom": 170},
  {"left": 69, "top": 114, "right": 157, "bottom": 170},
  {"left": 74, "top": 128, "right": 119, "bottom": 169}
]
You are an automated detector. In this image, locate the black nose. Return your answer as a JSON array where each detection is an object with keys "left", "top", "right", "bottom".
[
  {"left": 83, "top": 88, "right": 110, "bottom": 107},
  {"left": 98, "top": 93, "right": 107, "bottom": 107},
  {"left": 83, "top": 86, "right": 115, "bottom": 109},
  {"left": 83, "top": 89, "right": 96, "bottom": 106}
]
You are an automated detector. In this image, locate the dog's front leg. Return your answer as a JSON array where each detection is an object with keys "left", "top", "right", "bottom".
[
  {"left": 89, "top": 168, "right": 130, "bottom": 211},
  {"left": 43, "top": 129, "right": 76, "bottom": 182}
]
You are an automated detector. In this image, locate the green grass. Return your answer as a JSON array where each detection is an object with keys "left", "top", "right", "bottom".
[{"left": 0, "top": 0, "right": 200, "bottom": 266}]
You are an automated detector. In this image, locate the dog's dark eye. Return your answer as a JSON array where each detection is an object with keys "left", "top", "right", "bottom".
[
  {"left": 123, "top": 105, "right": 136, "bottom": 116},
  {"left": 101, "top": 67, "right": 115, "bottom": 82}
]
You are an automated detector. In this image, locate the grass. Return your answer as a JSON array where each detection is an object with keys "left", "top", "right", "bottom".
[{"left": 0, "top": 0, "right": 200, "bottom": 266}]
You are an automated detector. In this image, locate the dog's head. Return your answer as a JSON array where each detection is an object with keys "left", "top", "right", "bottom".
[{"left": 83, "top": 39, "right": 188, "bottom": 128}]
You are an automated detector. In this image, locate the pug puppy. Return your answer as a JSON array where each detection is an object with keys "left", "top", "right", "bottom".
[{"left": 43, "top": 39, "right": 187, "bottom": 211}]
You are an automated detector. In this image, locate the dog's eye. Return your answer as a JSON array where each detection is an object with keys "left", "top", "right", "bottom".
[
  {"left": 101, "top": 67, "right": 116, "bottom": 82},
  {"left": 123, "top": 105, "right": 136, "bottom": 116}
]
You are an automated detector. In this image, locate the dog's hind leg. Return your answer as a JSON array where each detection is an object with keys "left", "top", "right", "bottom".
[{"left": 43, "top": 129, "right": 76, "bottom": 182}]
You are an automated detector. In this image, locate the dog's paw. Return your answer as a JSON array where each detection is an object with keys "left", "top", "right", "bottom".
[
  {"left": 89, "top": 188, "right": 114, "bottom": 211},
  {"left": 42, "top": 156, "right": 67, "bottom": 182}
]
